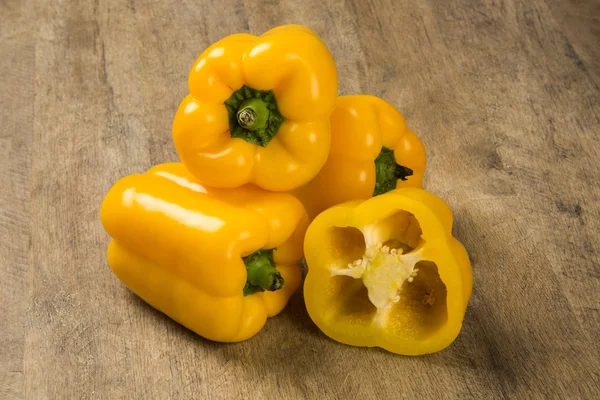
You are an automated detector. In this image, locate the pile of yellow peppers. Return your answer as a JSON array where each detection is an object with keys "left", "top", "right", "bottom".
[{"left": 100, "top": 25, "right": 472, "bottom": 355}]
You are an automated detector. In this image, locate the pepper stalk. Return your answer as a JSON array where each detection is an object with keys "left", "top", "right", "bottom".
[
  {"left": 373, "top": 147, "right": 414, "bottom": 196},
  {"left": 225, "top": 85, "right": 285, "bottom": 147},
  {"left": 243, "top": 249, "right": 284, "bottom": 296}
]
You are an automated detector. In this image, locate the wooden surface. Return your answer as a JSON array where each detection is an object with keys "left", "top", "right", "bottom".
[{"left": 2, "top": 0, "right": 599, "bottom": 398}]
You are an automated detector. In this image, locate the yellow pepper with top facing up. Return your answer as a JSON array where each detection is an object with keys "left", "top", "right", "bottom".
[
  {"left": 100, "top": 163, "right": 307, "bottom": 342},
  {"left": 294, "top": 95, "right": 427, "bottom": 220},
  {"left": 172, "top": 25, "right": 338, "bottom": 192},
  {"left": 303, "top": 187, "right": 472, "bottom": 355}
]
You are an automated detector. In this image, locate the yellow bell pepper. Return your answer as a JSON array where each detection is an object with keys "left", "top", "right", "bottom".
[
  {"left": 100, "top": 163, "right": 307, "bottom": 342},
  {"left": 172, "top": 24, "right": 338, "bottom": 191},
  {"left": 303, "top": 188, "right": 472, "bottom": 355},
  {"left": 294, "top": 95, "right": 426, "bottom": 220}
]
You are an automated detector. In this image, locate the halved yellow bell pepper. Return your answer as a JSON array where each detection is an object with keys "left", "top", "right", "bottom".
[
  {"left": 100, "top": 163, "right": 307, "bottom": 342},
  {"left": 172, "top": 24, "right": 338, "bottom": 191},
  {"left": 294, "top": 95, "right": 426, "bottom": 219},
  {"left": 303, "top": 188, "right": 472, "bottom": 355}
]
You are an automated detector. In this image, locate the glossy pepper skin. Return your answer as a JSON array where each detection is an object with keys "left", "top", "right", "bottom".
[
  {"left": 100, "top": 163, "right": 307, "bottom": 342},
  {"left": 172, "top": 24, "right": 338, "bottom": 191},
  {"left": 303, "top": 188, "right": 472, "bottom": 355},
  {"left": 294, "top": 95, "right": 426, "bottom": 220}
]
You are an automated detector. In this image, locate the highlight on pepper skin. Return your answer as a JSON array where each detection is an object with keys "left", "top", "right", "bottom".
[
  {"left": 303, "top": 188, "right": 472, "bottom": 355},
  {"left": 172, "top": 24, "right": 338, "bottom": 192}
]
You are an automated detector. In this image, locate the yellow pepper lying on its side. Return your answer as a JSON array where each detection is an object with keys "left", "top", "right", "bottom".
[
  {"left": 100, "top": 163, "right": 307, "bottom": 342},
  {"left": 173, "top": 24, "right": 338, "bottom": 192},
  {"left": 303, "top": 188, "right": 472, "bottom": 355},
  {"left": 294, "top": 95, "right": 426, "bottom": 220}
]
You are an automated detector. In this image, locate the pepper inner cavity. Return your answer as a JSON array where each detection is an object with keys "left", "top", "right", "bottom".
[
  {"left": 330, "top": 210, "right": 425, "bottom": 321},
  {"left": 333, "top": 242, "right": 425, "bottom": 310}
]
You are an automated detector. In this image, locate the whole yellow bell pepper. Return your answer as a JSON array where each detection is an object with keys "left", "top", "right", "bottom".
[
  {"left": 303, "top": 188, "right": 472, "bottom": 355},
  {"left": 172, "top": 24, "right": 338, "bottom": 191},
  {"left": 294, "top": 95, "right": 426, "bottom": 219},
  {"left": 100, "top": 163, "right": 307, "bottom": 342}
]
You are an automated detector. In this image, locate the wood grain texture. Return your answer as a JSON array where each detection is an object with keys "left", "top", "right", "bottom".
[
  {"left": 1, "top": 0, "right": 599, "bottom": 398},
  {"left": 1, "top": 1, "right": 35, "bottom": 398}
]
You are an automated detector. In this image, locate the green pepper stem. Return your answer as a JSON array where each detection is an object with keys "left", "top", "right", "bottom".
[
  {"left": 224, "top": 85, "right": 285, "bottom": 147},
  {"left": 237, "top": 98, "right": 269, "bottom": 131},
  {"left": 243, "top": 249, "right": 284, "bottom": 296},
  {"left": 394, "top": 164, "right": 414, "bottom": 181},
  {"left": 373, "top": 147, "right": 414, "bottom": 196}
]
